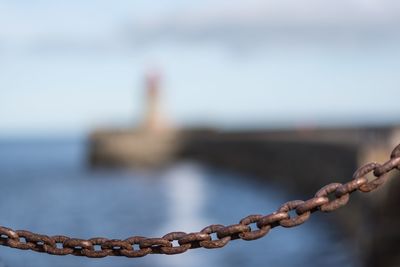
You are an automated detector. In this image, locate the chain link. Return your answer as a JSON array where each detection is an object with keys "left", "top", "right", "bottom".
[{"left": 0, "top": 144, "right": 398, "bottom": 258}]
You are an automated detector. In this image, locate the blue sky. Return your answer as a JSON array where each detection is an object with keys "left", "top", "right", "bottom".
[{"left": 1, "top": 0, "right": 400, "bottom": 136}]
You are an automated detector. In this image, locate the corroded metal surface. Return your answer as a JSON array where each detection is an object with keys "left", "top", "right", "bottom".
[{"left": 0, "top": 144, "right": 399, "bottom": 258}]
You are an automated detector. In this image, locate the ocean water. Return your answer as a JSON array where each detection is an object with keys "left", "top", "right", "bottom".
[{"left": 0, "top": 138, "right": 358, "bottom": 267}]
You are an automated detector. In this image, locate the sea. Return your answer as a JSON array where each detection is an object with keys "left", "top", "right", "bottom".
[{"left": 0, "top": 137, "right": 358, "bottom": 267}]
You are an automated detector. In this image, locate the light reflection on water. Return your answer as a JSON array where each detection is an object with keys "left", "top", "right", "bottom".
[{"left": 0, "top": 138, "right": 358, "bottom": 267}]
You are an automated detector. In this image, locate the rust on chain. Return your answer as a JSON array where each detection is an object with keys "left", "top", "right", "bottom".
[
  {"left": 295, "top": 196, "right": 329, "bottom": 214},
  {"left": 239, "top": 214, "right": 271, "bottom": 241},
  {"left": 199, "top": 224, "right": 231, "bottom": 249},
  {"left": 278, "top": 200, "right": 311, "bottom": 227},
  {"left": 353, "top": 162, "right": 390, "bottom": 193},
  {"left": 0, "top": 144, "right": 397, "bottom": 258},
  {"left": 391, "top": 144, "right": 400, "bottom": 159},
  {"left": 160, "top": 232, "right": 191, "bottom": 255},
  {"left": 315, "top": 183, "right": 350, "bottom": 212}
]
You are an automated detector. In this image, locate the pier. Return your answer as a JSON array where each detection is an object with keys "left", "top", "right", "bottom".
[{"left": 88, "top": 73, "right": 400, "bottom": 266}]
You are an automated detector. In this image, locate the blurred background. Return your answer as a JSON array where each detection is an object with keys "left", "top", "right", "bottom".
[{"left": 0, "top": 0, "right": 400, "bottom": 266}]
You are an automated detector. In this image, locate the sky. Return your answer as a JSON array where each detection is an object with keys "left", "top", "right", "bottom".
[{"left": 1, "top": 0, "right": 400, "bottom": 136}]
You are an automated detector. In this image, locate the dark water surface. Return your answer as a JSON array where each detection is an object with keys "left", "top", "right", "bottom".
[{"left": 0, "top": 138, "right": 358, "bottom": 267}]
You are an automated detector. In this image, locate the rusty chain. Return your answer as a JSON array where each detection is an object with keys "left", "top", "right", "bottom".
[{"left": 0, "top": 144, "right": 399, "bottom": 258}]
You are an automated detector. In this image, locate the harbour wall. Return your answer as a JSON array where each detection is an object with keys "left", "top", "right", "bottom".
[{"left": 88, "top": 126, "right": 400, "bottom": 266}]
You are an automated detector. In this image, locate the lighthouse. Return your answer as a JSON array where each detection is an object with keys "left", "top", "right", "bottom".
[{"left": 141, "top": 71, "right": 169, "bottom": 133}]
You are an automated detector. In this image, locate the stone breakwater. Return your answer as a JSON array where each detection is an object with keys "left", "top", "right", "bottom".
[{"left": 89, "top": 126, "right": 400, "bottom": 267}]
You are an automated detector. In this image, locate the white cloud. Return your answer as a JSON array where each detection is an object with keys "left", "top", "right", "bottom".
[
  {"left": 127, "top": 0, "right": 400, "bottom": 45},
  {"left": 1, "top": 0, "right": 400, "bottom": 54}
]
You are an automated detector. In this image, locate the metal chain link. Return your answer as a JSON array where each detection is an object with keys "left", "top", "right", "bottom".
[{"left": 0, "top": 144, "right": 399, "bottom": 258}]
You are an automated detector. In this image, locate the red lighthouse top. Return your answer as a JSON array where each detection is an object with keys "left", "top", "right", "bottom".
[{"left": 146, "top": 70, "right": 161, "bottom": 97}]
